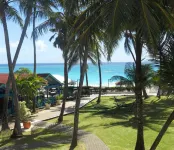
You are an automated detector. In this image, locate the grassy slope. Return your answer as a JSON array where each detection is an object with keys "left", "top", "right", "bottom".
[{"left": 48, "top": 96, "right": 174, "bottom": 150}]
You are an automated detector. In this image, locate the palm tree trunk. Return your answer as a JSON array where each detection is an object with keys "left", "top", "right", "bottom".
[
  {"left": 70, "top": 47, "right": 88, "bottom": 150},
  {"left": 150, "top": 110, "right": 174, "bottom": 150},
  {"left": 33, "top": 5, "right": 36, "bottom": 75},
  {"left": 1, "top": 8, "right": 22, "bottom": 138},
  {"left": 135, "top": 36, "right": 145, "bottom": 150},
  {"left": 85, "top": 72, "right": 88, "bottom": 87},
  {"left": 1, "top": 8, "right": 32, "bottom": 131},
  {"left": 157, "top": 86, "right": 161, "bottom": 99},
  {"left": 79, "top": 54, "right": 82, "bottom": 74},
  {"left": 1, "top": 80, "right": 10, "bottom": 130},
  {"left": 58, "top": 53, "right": 68, "bottom": 123},
  {"left": 32, "top": 5, "right": 37, "bottom": 113},
  {"left": 96, "top": 49, "right": 102, "bottom": 104},
  {"left": 142, "top": 87, "right": 148, "bottom": 99}
]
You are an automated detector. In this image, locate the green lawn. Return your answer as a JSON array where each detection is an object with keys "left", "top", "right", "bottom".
[
  {"left": 48, "top": 96, "right": 174, "bottom": 150},
  {"left": 0, "top": 127, "right": 85, "bottom": 150}
]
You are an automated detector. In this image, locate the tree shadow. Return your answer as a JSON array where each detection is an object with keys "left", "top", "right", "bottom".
[
  {"left": 0, "top": 123, "right": 72, "bottom": 150},
  {"left": 78, "top": 96, "right": 174, "bottom": 133}
]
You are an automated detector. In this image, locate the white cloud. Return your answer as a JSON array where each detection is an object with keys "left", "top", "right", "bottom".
[
  {"left": 36, "top": 40, "right": 47, "bottom": 52},
  {"left": 0, "top": 47, "right": 5, "bottom": 53},
  {"left": 10, "top": 41, "right": 19, "bottom": 48}
]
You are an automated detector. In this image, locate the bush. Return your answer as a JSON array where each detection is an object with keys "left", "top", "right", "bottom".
[
  {"left": 19, "top": 101, "right": 31, "bottom": 122},
  {"left": 55, "top": 94, "right": 63, "bottom": 100}
]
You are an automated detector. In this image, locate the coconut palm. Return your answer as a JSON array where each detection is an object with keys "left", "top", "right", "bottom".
[
  {"left": 110, "top": 63, "right": 154, "bottom": 99},
  {"left": 31, "top": 0, "right": 58, "bottom": 113},
  {"left": 67, "top": 14, "right": 106, "bottom": 150},
  {"left": 63, "top": 1, "right": 174, "bottom": 149},
  {"left": 31, "top": 0, "right": 58, "bottom": 75},
  {"left": 34, "top": 11, "right": 77, "bottom": 122},
  {"left": 49, "top": 18, "right": 70, "bottom": 123},
  {"left": 1, "top": 0, "right": 56, "bottom": 131},
  {"left": 1, "top": 0, "right": 35, "bottom": 132},
  {"left": 150, "top": 32, "right": 174, "bottom": 150},
  {"left": 0, "top": 0, "right": 24, "bottom": 136}
]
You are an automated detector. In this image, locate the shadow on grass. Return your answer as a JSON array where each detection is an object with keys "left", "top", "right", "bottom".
[
  {"left": 0, "top": 123, "right": 72, "bottom": 150},
  {"left": 77, "top": 96, "right": 174, "bottom": 132}
]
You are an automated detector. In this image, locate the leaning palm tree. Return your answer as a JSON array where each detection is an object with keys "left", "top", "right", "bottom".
[
  {"left": 1, "top": 0, "right": 56, "bottom": 132},
  {"left": 68, "top": 14, "right": 105, "bottom": 150},
  {"left": 0, "top": 0, "right": 24, "bottom": 136},
  {"left": 63, "top": 1, "right": 174, "bottom": 149},
  {"left": 34, "top": 11, "right": 76, "bottom": 122},
  {"left": 150, "top": 32, "right": 174, "bottom": 150}
]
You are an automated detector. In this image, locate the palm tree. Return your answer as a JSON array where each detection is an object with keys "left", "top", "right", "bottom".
[
  {"left": 31, "top": 0, "right": 58, "bottom": 113},
  {"left": 110, "top": 63, "right": 154, "bottom": 99},
  {"left": 150, "top": 32, "right": 174, "bottom": 150},
  {"left": 69, "top": 44, "right": 89, "bottom": 150},
  {"left": 63, "top": 1, "right": 174, "bottom": 149},
  {"left": 1, "top": 0, "right": 34, "bottom": 132},
  {"left": 1, "top": 0, "right": 55, "bottom": 131},
  {"left": 68, "top": 14, "right": 105, "bottom": 150},
  {"left": 34, "top": 11, "right": 76, "bottom": 122},
  {"left": 31, "top": 0, "right": 58, "bottom": 75},
  {"left": 0, "top": 0, "right": 24, "bottom": 137},
  {"left": 49, "top": 20, "right": 69, "bottom": 123}
]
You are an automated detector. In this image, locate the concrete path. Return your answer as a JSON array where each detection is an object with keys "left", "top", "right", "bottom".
[
  {"left": 32, "top": 121, "right": 109, "bottom": 150},
  {"left": 0, "top": 121, "right": 109, "bottom": 150},
  {"left": 0, "top": 94, "right": 97, "bottom": 130},
  {"left": 79, "top": 130, "right": 109, "bottom": 150},
  {"left": 0, "top": 93, "right": 157, "bottom": 130},
  {"left": 31, "top": 94, "right": 97, "bottom": 121}
]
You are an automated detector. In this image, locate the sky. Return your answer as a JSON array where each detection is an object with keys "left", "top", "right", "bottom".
[{"left": 0, "top": 19, "right": 150, "bottom": 64}]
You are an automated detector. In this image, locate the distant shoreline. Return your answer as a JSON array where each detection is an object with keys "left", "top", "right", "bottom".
[{"left": 0, "top": 61, "right": 149, "bottom": 65}]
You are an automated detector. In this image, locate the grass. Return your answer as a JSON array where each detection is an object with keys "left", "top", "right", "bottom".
[
  {"left": 48, "top": 96, "right": 174, "bottom": 150},
  {"left": 0, "top": 127, "right": 85, "bottom": 150}
]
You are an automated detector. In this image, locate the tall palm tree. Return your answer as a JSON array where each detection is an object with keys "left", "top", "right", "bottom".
[
  {"left": 31, "top": 0, "right": 58, "bottom": 113},
  {"left": 49, "top": 22, "right": 69, "bottom": 123},
  {"left": 68, "top": 13, "right": 104, "bottom": 150},
  {"left": 150, "top": 32, "right": 174, "bottom": 150},
  {"left": 1, "top": 0, "right": 55, "bottom": 131},
  {"left": 31, "top": 0, "right": 58, "bottom": 75},
  {"left": 0, "top": 0, "right": 24, "bottom": 137},
  {"left": 96, "top": 48, "right": 102, "bottom": 104},
  {"left": 63, "top": 1, "right": 174, "bottom": 149},
  {"left": 34, "top": 11, "right": 76, "bottom": 122}
]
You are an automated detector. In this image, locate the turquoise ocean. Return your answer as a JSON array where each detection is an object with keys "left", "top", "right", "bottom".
[{"left": 0, "top": 62, "right": 155, "bottom": 86}]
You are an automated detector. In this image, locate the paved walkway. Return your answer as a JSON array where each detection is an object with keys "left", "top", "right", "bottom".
[
  {"left": 0, "top": 121, "right": 109, "bottom": 150},
  {"left": 0, "top": 95, "right": 97, "bottom": 130},
  {"left": 31, "top": 94, "right": 97, "bottom": 121},
  {"left": 1, "top": 93, "right": 157, "bottom": 150},
  {"left": 0, "top": 93, "right": 157, "bottom": 130},
  {"left": 78, "top": 130, "right": 109, "bottom": 150}
]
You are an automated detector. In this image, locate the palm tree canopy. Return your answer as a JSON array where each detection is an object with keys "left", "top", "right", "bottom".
[
  {"left": 110, "top": 63, "right": 154, "bottom": 89},
  {"left": 0, "top": 0, "right": 23, "bottom": 27},
  {"left": 62, "top": 0, "right": 174, "bottom": 59}
]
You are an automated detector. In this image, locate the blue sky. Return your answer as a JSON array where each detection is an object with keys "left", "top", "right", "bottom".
[{"left": 0, "top": 19, "right": 149, "bottom": 64}]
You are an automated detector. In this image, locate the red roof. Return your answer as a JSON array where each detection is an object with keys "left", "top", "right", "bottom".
[{"left": 0, "top": 74, "right": 9, "bottom": 84}]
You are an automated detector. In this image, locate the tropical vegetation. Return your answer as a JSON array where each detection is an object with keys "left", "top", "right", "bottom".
[
  {"left": 110, "top": 63, "right": 155, "bottom": 99},
  {"left": 1, "top": 0, "right": 174, "bottom": 150}
]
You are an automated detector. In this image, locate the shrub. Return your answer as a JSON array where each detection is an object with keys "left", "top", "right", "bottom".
[
  {"left": 55, "top": 94, "right": 63, "bottom": 100},
  {"left": 19, "top": 101, "right": 31, "bottom": 122}
]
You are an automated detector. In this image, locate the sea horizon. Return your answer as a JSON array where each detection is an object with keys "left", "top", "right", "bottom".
[{"left": 0, "top": 62, "right": 155, "bottom": 87}]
